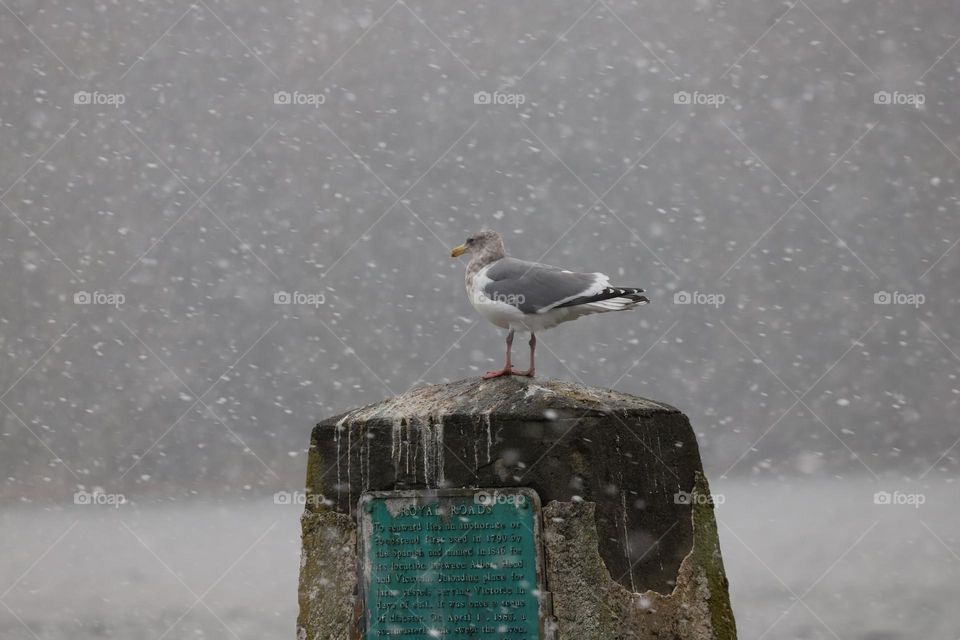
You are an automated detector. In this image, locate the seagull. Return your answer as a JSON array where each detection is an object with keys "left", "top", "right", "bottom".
[{"left": 450, "top": 230, "right": 649, "bottom": 379}]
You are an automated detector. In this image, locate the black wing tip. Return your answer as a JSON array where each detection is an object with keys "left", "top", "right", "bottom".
[
  {"left": 614, "top": 287, "right": 648, "bottom": 303},
  {"left": 555, "top": 286, "right": 649, "bottom": 308}
]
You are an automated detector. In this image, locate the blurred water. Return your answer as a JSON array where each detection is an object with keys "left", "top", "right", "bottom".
[
  {"left": 715, "top": 475, "right": 960, "bottom": 640},
  {"left": 0, "top": 499, "right": 301, "bottom": 639},
  {"left": 1, "top": 476, "right": 957, "bottom": 639}
]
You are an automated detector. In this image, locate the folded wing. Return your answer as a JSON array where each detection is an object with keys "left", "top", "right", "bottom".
[{"left": 483, "top": 258, "right": 647, "bottom": 314}]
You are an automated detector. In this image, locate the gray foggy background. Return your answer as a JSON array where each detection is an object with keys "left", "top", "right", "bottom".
[{"left": 1, "top": 0, "right": 958, "bottom": 638}]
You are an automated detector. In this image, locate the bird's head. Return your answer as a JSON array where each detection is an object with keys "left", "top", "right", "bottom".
[{"left": 450, "top": 230, "right": 504, "bottom": 260}]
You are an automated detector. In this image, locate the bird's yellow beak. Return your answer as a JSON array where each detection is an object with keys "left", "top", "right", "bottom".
[{"left": 450, "top": 244, "right": 467, "bottom": 258}]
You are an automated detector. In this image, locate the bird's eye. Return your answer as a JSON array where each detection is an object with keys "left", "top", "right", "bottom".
[{"left": 466, "top": 237, "right": 475, "bottom": 244}]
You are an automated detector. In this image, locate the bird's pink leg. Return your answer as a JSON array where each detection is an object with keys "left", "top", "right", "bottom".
[
  {"left": 512, "top": 333, "right": 536, "bottom": 377},
  {"left": 483, "top": 329, "right": 515, "bottom": 379}
]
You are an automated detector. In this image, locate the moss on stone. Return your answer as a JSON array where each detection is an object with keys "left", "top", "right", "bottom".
[
  {"left": 302, "top": 441, "right": 324, "bottom": 516},
  {"left": 690, "top": 472, "right": 738, "bottom": 640}
]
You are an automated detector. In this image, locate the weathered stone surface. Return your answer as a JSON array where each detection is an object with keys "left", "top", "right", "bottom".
[
  {"left": 298, "top": 377, "right": 737, "bottom": 639},
  {"left": 543, "top": 473, "right": 736, "bottom": 639},
  {"left": 297, "top": 510, "right": 357, "bottom": 639}
]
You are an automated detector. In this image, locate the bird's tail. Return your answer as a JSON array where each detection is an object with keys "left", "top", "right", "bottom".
[{"left": 555, "top": 287, "right": 649, "bottom": 311}]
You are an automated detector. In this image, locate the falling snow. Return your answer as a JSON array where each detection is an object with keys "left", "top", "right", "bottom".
[{"left": 0, "top": 1, "right": 958, "bottom": 639}]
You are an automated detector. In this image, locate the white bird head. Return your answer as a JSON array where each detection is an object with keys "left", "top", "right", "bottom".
[{"left": 449, "top": 230, "right": 504, "bottom": 263}]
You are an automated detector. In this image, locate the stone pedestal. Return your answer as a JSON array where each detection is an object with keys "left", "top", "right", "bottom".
[{"left": 297, "top": 377, "right": 737, "bottom": 639}]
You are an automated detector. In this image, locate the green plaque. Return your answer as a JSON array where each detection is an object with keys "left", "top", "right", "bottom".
[{"left": 358, "top": 488, "right": 547, "bottom": 639}]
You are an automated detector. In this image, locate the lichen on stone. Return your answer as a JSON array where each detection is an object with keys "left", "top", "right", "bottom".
[{"left": 296, "top": 510, "right": 357, "bottom": 640}]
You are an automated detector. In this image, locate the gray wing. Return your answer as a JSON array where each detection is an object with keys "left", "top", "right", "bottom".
[{"left": 483, "top": 258, "right": 603, "bottom": 314}]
